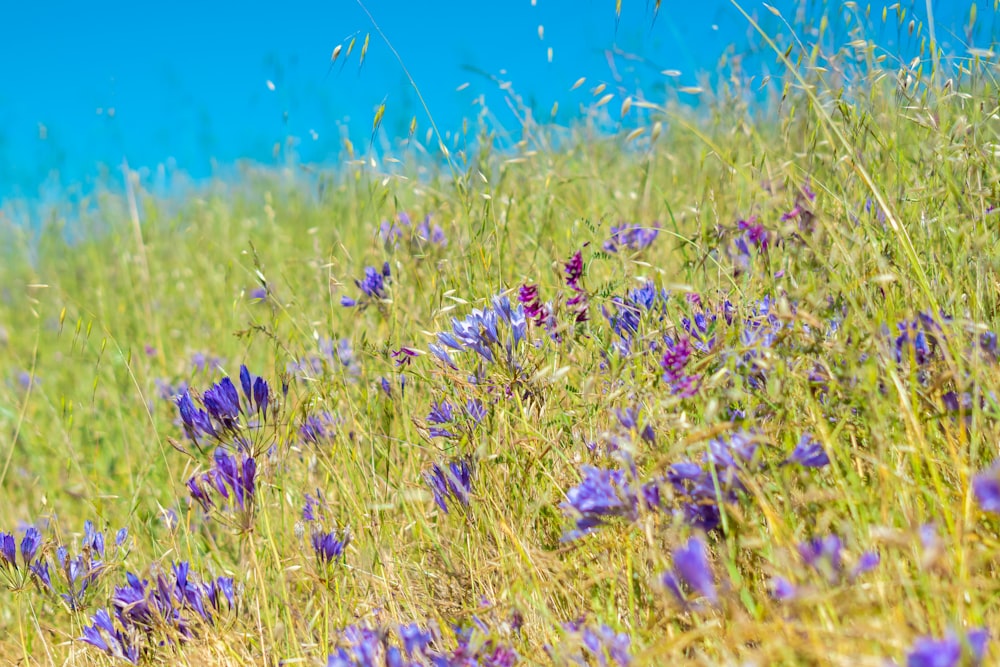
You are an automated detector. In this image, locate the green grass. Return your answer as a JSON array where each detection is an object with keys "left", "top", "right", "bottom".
[{"left": 0, "top": 2, "right": 999, "bottom": 665}]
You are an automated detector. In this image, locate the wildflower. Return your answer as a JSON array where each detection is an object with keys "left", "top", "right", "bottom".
[
  {"left": 415, "top": 214, "right": 447, "bottom": 247},
  {"left": 561, "top": 466, "right": 659, "bottom": 539},
  {"left": 311, "top": 529, "right": 350, "bottom": 566},
  {"left": 661, "top": 337, "right": 700, "bottom": 397},
  {"left": 783, "top": 433, "right": 830, "bottom": 468},
  {"left": 564, "top": 250, "right": 589, "bottom": 323},
  {"left": 428, "top": 343, "right": 457, "bottom": 369},
  {"left": 400, "top": 623, "right": 433, "bottom": 657},
  {"left": 186, "top": 448, "right": 257, "bottom": 522},
  {"left": 770, "top": 576, "right": 797, "bottom": 601},
  {"left": 603, "top": 222, "right": 659, "bottom": 253},
  {"left": 664, "top": 432, "right": 758, "bottom": 532},
  {"left": 79, "top": 608, "right": 140, "bottom": 664},
  {"left": 427, "top": 401, "right": 457, "bottom": 438},
  {"left": 300, "top": 412, "right": 338, "bottom": 444},
  {"left": 906, "top": 629, "right": 989, "bottom": 667},
  {"left": 303, "top": 491, "right": 325, "bottom": 523},
  {"left": 391, "top": 346, "right": 419, "bottom": 367},
  {"left": 737, "top": 216, "right": 769, "bottom": 249},
  {"left": 560, "top": 620, "right": 632, "bottom": 666},
  {"left": 797, "top": 534, "right": 879, "bottom": 583},
  {"left": 176, "top": 365, "right": 271, "bottom": 445},
  {"left": 614, "top": 407, "right": 655, "bottom": 444},
  {"left": 424, "top": 459, "right": 473, "bottom": 513},
  {"left": 972, "top": 461, "right": 1000, "bottom": 513},
  {"left": 341, "top": 263, "right": 392, "bottom": 308},
  {"left": 661, "top": 536, "right": 719, "bottom": 607}
]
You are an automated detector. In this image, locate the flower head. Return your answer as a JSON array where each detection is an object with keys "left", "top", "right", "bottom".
[
  {"left": 425, "top": 459, "right": 473, "bottom": 513},
  {"left": 311, "top": 529, "right": 350, "bottom": 566},
  {"left": 661, "top": 536, "right": 719, "bottom": 607},
  {"left": 906, "top": 629, "right": 989, "bottom": 667},
  {"left": 973, "top": 461, "right": 1000, "bottom": 513},
  {"left": 784, "top": 433, "right": 830, "bottom": 468}
]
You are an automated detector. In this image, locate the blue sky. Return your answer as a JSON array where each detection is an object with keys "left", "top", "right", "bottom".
[{"left": 0, "top": 1, "right": 992, "bottom": 201}]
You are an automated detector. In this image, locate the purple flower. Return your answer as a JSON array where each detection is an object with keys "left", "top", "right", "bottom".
[
  {"left": 561, "top": 466, "right": 654, "bottom": 539},
  {"left": 603, "top": 222, "right": 659, "bottom": 253},
  {"left": 187, "top": 448, "right": 257, "bottom": 517},
  {"left": 424, "top": 459, "right": 473, "bottom": 513},
  {"left": 400, "top": 623, "right": 432, "bottom": 656},
  {"left": 907, "top": 629, "right": 989, "bottom": 667},
  {"left": 798, "top": 535, "right": 843, "bottom": 580},
  {"left": 564, "top": 250, "right": 589, "bottom": 322},
  {"left": 391, "top": 346, "right": 419, "bottom": 367},
  {"left": 342, "top": 263, "right": 392, "bottom": 308},
  {"left": 661, "top": 337, "right": 700, "bottom": 396},
  {"left": 79, "top": 608, "right": 140, "bottom": 664},
  {"left": 973, "top": 461, "right": 1000, "bottom": 513},
  {"left": 661, "top": 536, "right": 718, "bottom": 607},
  {"left": 852, "top": 551, "right": 880, "bottom": 578},
  {"left": 300, "top": 412, "right": 337, "bottom": 444},
  {"left": 466, "top": 399, "right": 487, "bottom": 424},
  {"left": 770, "top": 576, "right": 797, "bottom": 601},
  {"left": 427, "top": 401, "right": 457, "bottom": 438},
  {"left": 303, "top": 491, "right": 325, "bottom": 523},
  {"left": 572, "top": 623, "right": 632, "bottom": 666},
  {"left": 311, "top": 529, "right": 350, "bottom": 566},
  {"left": 784, "top": 433, "right": 830, "bottom": 468}
]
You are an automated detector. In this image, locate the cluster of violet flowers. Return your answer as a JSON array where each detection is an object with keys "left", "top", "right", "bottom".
[
  {"left": 552, "top": 620, "right": 632, "bottom": 666},
  {"left": 426, "top": 398, "right": 486, "bottom": 439},
  {"left": 80, "top": 562, "right": 236, "bottom": 664},
  {"left": 2, "top": 521, "right": 129, "bottom": 610},
  {"left": 770, "top": 534, "right": 879, "bottom": 602},
  {"left": 664, "top": 431, "right": 758, "bottom": 532},
  {"left": 424, "top": 458, "right": 474, "bottom": 514},
  {"left": 326, "top": 616, "right": 518, "bottom": 667},
  {"left": 560, "top": 464, "right": 661, "bottom": 541},
  {"left": 301, "top": 491, "right": 350, "bottom": 570},
  {"left": 516, "top": 248, "right": 592, "bottom": 342},
  {"left": 428, "top": 295, "right": 527, "bottom": 376},
  {"left": 341, "top": 262, "right": 392, "bottom": 309},
  {"left": 379, "top": 212, "right": 448, "bottom": 252},
  {"left": 563, "top": 250, "right": 589, "bottom": 324},
  {"left": 289, "top": 336, "right": 361, "bottom": 381},
  {"left": 660, "top": 536, "right": 720, "bottom": 610},
  {"left": 730, "top": 216, "right": 771, "bottom": 276},
  {"left": 177, "top": 366, "right": 274, "bottom": 530},
  {"left": 176, "top": 365, "right": 272, "bottom": 453},
  {"left": 602, "top": 221, "right": 659, "bottom": 254}
]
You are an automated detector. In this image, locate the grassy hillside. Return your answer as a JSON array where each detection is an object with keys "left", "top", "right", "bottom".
[{"left": 0, "top": 3, "right": 998, "bottom": 665}]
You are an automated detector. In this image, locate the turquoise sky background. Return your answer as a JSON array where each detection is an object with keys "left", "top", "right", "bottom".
[{"left": 0, "top": 1, "right": 994, "bottom": 203}]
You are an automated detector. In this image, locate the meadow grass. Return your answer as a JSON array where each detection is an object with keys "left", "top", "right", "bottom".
[{"left": 0, "top": 2, "right": 999, "bottom": 665}]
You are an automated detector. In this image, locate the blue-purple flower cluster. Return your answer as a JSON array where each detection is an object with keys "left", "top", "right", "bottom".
[
  {"left": 560, "top": 465, "right": 660, "bottom": 540},
  {"left": 770, "top": 534, "right": 879, "bottom": 601},
  {"left": 326, "top": 616, "right": 518, "bottom": 667},
  {"left": 425, "top": 459, "right": 474, "bottom": 514},
  {"left": 2, "top": 521, "right": 129, "bottom": 609},
  {"left": 341, "top": 262, "right": 393, "bottom": 309},
  {"left": 602, "top": 222, "right": 659, "bottom": 254},
  {"left": 176, "top": 365, "right": 271, "bottom": 449},
  {"left": 429, "top": 295, "right": 527, "bottom": 373},
  {"left": 187, "top": 448, "right": 257, "bottom": 515},
  {"left": 426, "top": 398, "right": 486, "bottom": 438},
  {"left": 379, "top": 212, "right": 448, "bottom": 252},
  {"left": 554, "top": 620, "right": 632, "bottom": 666},
  {"left": 661, "top": 536, "right": 719, "bottom": 610},
  {"left": 289, "top": 337, "right": 362, "bottom": 381},
  {"left": 80, "top": 562, "right": 236, "bottom": 664}
]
